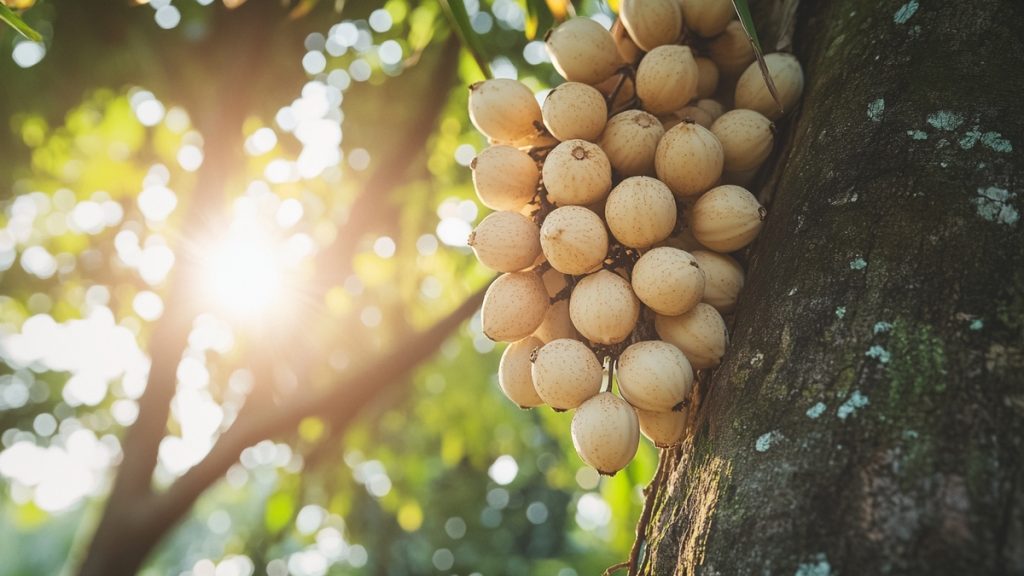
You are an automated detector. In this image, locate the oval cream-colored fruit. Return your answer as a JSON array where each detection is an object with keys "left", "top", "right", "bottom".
[
  {"left": 690, "top": 184, "right": 765, "bottom": 252},
  {"left": 620, "top": 0, "right": 682, "bottom": 52},
  {"left": 468, "top": 211, "right": 541, "bottom": 273},
  {"left": 695, "top": 57, "right": 720, "bottom": 99},
  {"left": 571, "top": 392, "right": 640, "bottom": 475},
  {"left": 711, "top": 109, "right": 774, "bottom": 172},
  {"left": 599, "top": 110, "right": 665, "bottom": 177},
  {"left": 636, "top": 45, "right": 699, "bottom": 115},
  {"left": 545, "top": 18, "right": 624, "bottom": 85},
  {"left": 472, "top": 145, "right": 539, "bottom": 211},
  {"left": 655, "top": 122, "right": 724, "bottom": 198},
  {"left": 692, "top": 250, "right": 744, "bottom": 313},
  {"left": 637, "top": 408, "right": 688, "bottom": 447},
  {"left": 469, "top": 79, "right": 543, "bottom": 143},
  {"left": 605, "top": 177, "right": 677, "bottom": 249},
  {"left": 540, "top": 206, "right": 608, "bottom": 275},
  {"left": 696, "top": 98, "right": 725, "bottom": 121},
  {"left": 570, "top": 270, "right": 640, "bottom": 345},
  {"left": 631, "top": 247, "right": 705, "bottom": 316},
  {"left": 655, "top": 303, "right": 728, "bottom": 369},
  {"left": 541, "top": 265, "right": 569, "bottom": 298},
  {"left": 735, "top": 52, "right": 805, "bottom": 120},
  {"left": 533, "top": 299, "right": 579, "bottom": 342},
  {"left": 482, "top": 271, "right": 550, "bottom": 342},
  {"left": 596, "top": 73, "right": 637, "bottom": 115},
  {"left": 681, "top": 0, "right": 734, "bottom": 37},
  {"left": 617, "top": 340, "right": 694, "bottom": 412},
  {"left": 708, "top": 21, "right": 755, "bottom": 79},
  {"left": 543, "top": 82, "right": 608, "bottom": 142},
  {"left": 531, "top": 338, "right": 604, "bottom": 410},
  {"left": 657, "top": 219, "right": 704, "bottom": 252},
  {"left": 611, "top": 19, "right": 642, "bottom": 65},
  {"left": 675, "top": 106, "right": 714, "bottom": 129},
  {"left": 543, "top": 139, "right": 613, "bottom": 206},
  {"left": 498, "top": 336, "right": 545, "bottom": 408}
]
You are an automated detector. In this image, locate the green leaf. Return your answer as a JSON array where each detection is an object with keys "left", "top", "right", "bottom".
[
  {"left": 438, "top": 0, "right": 492, "bottom": 80},
  {"left": 0, "top": 4, "right": 42, "bottom": 42},
  {"left": 731, "top": 0, "right": 783, "bottom": 115}
]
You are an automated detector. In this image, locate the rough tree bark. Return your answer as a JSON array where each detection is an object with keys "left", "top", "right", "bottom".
[{"left": 638, "top": 0, "right": 1024, "bottom": 574}]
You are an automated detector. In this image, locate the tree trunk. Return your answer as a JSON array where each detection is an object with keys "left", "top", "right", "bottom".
[{"left": 641, "top": 0, "right": 1024, "bottom": 574}]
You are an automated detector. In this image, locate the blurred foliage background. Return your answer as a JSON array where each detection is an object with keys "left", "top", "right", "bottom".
[{"left": 0, "top": 0, "right": 655, "bottom": 574}]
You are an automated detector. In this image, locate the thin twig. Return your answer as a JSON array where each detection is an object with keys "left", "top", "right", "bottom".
[{"left": 602, "top": 561, "right": 629, "bottom": 576}]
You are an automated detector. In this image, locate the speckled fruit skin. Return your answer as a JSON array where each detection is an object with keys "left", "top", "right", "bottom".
[
  {"left": 611, "top": 19, "right": 642, "bottom": 65},
  {"left": 498, "top": 336, "right": 545, "bottom": 408},
  {"left": 531, "top": 338, "right": 603, "bottom": 410},
  {"left": 681, "top": 0, "right": 734, "bottom": 37},
  {"left": 482, "top": 271, "right": 550, "bottom": 342},
  {"left": 637, "top": 408, "right": 688, "bottom": 447},
  {"left": 468, "top": 211, "right": 541, "bottom": 273},
  {"left": 711, "top": 109, "right": 775, "bottom": 172},
  {"left": 673, "top": 106, "right": 714, "bottom": 129},
  {"left": 543, "top": 139, "right": 613, "bottom": 206},
  {"left": 540, "top": 206, "right": 609, "bottom": 275},
  {"left": 605, "top": 176, "right": 677, "bottom": 249},
  {"left": 620, "top": 0, "right": 682, "bottom": 52},
  {"left": 708, "top": 21, "right": 755, "bottom": 79},
  {"left": 636, "top": 45, "right": 699, "bottom": 115},
  {"left": 569, "top": 270, "right": 640, "bottom": 345},
  {"left": 533, "top": 299, "right": 579, "bottom": 342},
  {"left": 631, "top": 247, "right": 706, "bottom": 316},
  {"left": 655, "top": 122, "right": 724, "bottom": 198},
  {"left": 655, "top": 303, "right": 728, "bottom": 369},
  {"left": 571, "top": 392, "right": 640, "bottom": 475},
  {"left": 617, "top": 340, "right": 694, "bottom": 412},
  {"left": 545, "top": 18, "right": 623, "bottom": 85},
  {"left": 472, "top": 145, "right": 539, "bottom": 212},
  {"left": 690, "top": 184, "right": 765, "bottom": 252},
  {"left": 695, "top": 57, "right": 720, "bottom": 100},
  {"left": 468, "top": 79, "right": 543, "bottom": 143},
  {"left": 735, "top": 52, "right": 805, "bottom": 120},
  {"left": 696, "top": 99, "right": 725, "bottom": 121},
  {"left": 599, "top": 110, "right": 665, "bottom": 177},
  {"left": 542, "top": 82, "right": 608, "bottom": 142},
  {"left": 692, "top": 249, "right": 745, "bottom": 313}
]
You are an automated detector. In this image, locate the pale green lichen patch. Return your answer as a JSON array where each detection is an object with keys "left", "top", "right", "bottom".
[
  {"left": 867, "top": 98, "right": 885, "bottom": 122},
  {"left": 927, "top": 111, "right": 964, "bottom": 131},
  {"left": 755, "top": 431, "right": 782, "bottom": 452},
  {"left": 893, "top": 0, "right": 919, "bottom": 24},
  {"left": 959, "top": 127, "right": 982, "bottom": 150},
  {"left": 835, "top": 306, "right": 846, "bottom": 319},
  {"left": 981, "top": 131, "right": 1012, "bottom": 153},
  {"left": 969, "top": 319, "right": 984, "bottom": 331},
  {"left": 849, "top": 257, "right": 867, "bottom": 270},
  {"left": 794, "top": 554, "right": 832, "bottom": 576},
  {"left": 973, "top": 187, "right": 1019, "bottom": 226},
  {"left": 837, "top": 390, "right": 869, "bottom": 419},
  {"left": 866, "top": 345, "right": 891, "bottom": 363},
  {"left": 806, "top": 402, "right": 827, "bottom": 419},
  {"left": 907, "top": 129, "right": 928, "bottom": 140},
  {"left": 873, "top": 321, "right": 894, "bottom": 334}
]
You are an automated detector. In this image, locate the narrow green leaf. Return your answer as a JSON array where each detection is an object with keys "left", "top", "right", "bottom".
[
  {"left": 438, "top": 0, "right": 492, "bottom": 80},
  {"left": 731, "top": 0, "right": 783, "bottom": 115},
  {"left": 0, "top": 4, "right": 42, "bottom": 42}
]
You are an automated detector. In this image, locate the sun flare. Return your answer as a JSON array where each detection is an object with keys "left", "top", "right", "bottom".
[{"left": 200, "top": 218, "right": 290, "bottom": 320}]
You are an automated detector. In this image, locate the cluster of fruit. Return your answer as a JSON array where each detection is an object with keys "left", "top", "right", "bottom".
[{"left": 466, "top": 0, "right": 803, "bottom": 475}]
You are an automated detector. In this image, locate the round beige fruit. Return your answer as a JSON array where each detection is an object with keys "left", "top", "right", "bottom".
[
  {"left": 692, "top": 250, "right": 744, "bottom": 313},
  {"left": 617, "top": 340, "right": 694, "bottom": 412},
  {"left": 696, "top": 98, "right": 725, "bottom": 121},
  {"left": 498, "top": 336, "right": 545, "bottom": 408},
  {"left": 545, "top": 18, "right": 623, "bottom": 85},
  {"left": 735, "top": 52, "right": 805, "bottom": 120},
  {"left": 531, "top": 338, "right": 604, "bottom": 410},
  {"left": 675, "top": 106, "right": 714, "bottom": 129},
  {"left": 657, "top": 220, "right": 703, "bottom": 252},
  {"left": 533, "top": 299, "right": 579, "bottom": 342},
  {"left": 655, "top": 122, "right": 724, "bottom": 198},
  {"left": 469, "top": 79, "right": 543, "bottom": 143},
  {"left": 542, "top": 82, "right": 608, "bottom": 142},
  {"left": 611, "top": 19, "right": 642, "bottom": 64},
  {"left": 637, "top": 408, "right": 688, "bottom": 447},
  {"left": 655, "top": 303, "right": 728, "bottom": 369},
  {"left": 482, "top": 271, "right": 550, "bottom": 342},
  {"left": 595, "top": 73, "right": 637, "bottom": 115},
  {"left": 472, "top": 145, "right": 539, "bottom": 212},
  {"left": 570, "top": 270, "right": 640, "bottom": 345},
  {"left": 711, "top": 109, "right": 774, "bottom": 172},
  {"left": 682, "top": 0, "right": 734, "bottom": 37},
  {"left": 468, "top": 211, "right": 541, "bottom": 273},
  {"left": 540, "top": 206, "right": 608, "bottom": 275},
  {"left": 571, "top": 392, "right": 640, "bottom": 475},
  {"left": 690, "top": 184, "right": 765, "bottom": 252},
  {"left": 636, "top": 45, "right": 699, "bottom": 115},
  {"left": 541, "top": 265, "right": 569, "bottom": 298},
  {"left": 695, "top": 57, "right": 720, "bottom": 99},
  {"left": 605, "top": 176, "right": 677, "bottom": 249},
  {"left": 631, "top": 247, "right": 705, "bottom": 316},
  {"left": 599, "top": 110, "right": 664, "bottom": 177},
  {"left": 543, "top": 139, "right": 612, "bottom": 206},
  {"left": 708, "top": 21, "right": 755, "bottom": 79},
  {"left": 620, "top": 0, "right": 682, "bottom": 52}
]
